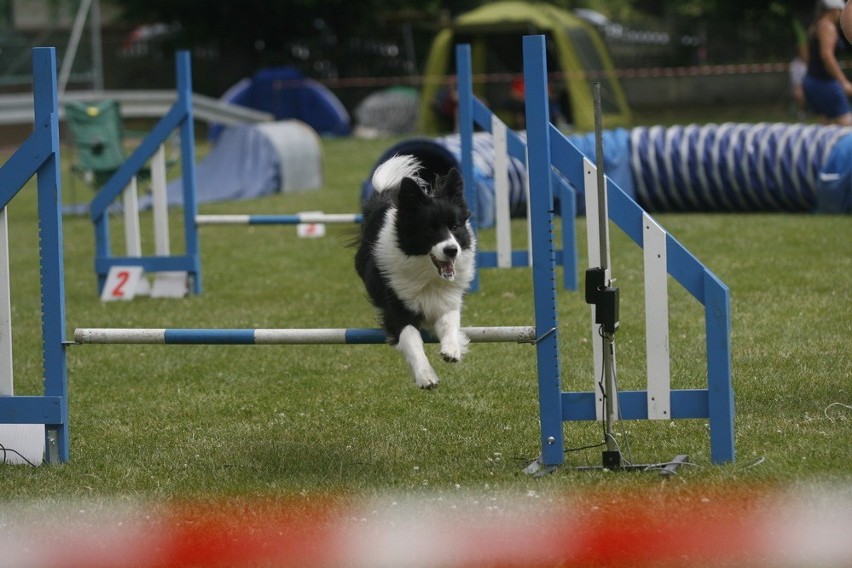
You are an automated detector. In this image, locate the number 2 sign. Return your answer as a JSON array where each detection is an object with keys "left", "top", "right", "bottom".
[{"left": 100, "top": 266, "right": 144, "bottom": 301}]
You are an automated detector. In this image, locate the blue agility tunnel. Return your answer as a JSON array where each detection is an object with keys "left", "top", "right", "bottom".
[
  {"left": 360, "top": 135, "right": 528, "bottom": 229},
  {"left": 364, "top": 123, "right": 852, "bottom": 222},
  {"left": 360, "top": 129, "right": 635, "bottom": 224},
  {"left": 630, "top": 123, "right": 852, "bottom": 213}
]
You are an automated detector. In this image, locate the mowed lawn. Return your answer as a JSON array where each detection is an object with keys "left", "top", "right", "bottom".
[{"left": 0, "top": 131, "right": 849, "bottom": 502}]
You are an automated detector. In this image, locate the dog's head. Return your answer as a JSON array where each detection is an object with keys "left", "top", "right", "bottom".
[{"left": 396, "top": 168, "right": 474, "bottom": 281}]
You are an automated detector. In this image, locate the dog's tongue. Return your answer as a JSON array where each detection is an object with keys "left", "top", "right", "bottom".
[{"left": 437, "top": 260, "right": 455, "bottom": 280}]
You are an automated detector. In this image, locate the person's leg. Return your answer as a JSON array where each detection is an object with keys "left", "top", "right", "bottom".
[{"left": 803, "top": 76, "right": 850, "bottom": 124}]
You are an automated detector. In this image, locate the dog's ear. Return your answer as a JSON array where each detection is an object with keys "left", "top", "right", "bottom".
[
  {"left": 442, "top": 168, "right": 471, "bottom": 220},
  {"left": 439, "top": 168, "right": 465, "bottom": 204},
  {"left": 398, "top": 177, "right": 429, "bottom": 208}
]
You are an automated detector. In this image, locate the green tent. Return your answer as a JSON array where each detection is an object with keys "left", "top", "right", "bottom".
[{"left": 419, "top": 1, "right": 632, "bottom": 133}]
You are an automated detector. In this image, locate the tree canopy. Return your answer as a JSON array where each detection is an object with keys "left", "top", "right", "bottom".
[
  {"left": 112, "top": 0, "right": 811, "bottom": 53},
  {"left": 115, "top": 0, "right": 477, "bottom": 53},
  {"left": 109, "top": 0, "right": 819, "bottom": 82}
]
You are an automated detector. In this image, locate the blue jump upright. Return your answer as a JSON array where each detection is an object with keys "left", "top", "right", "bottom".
[
  {"left": 523, "top": 40, "right": 567, "bottom": 467},
  {"left": 521, "top": 35, "right": 734, "bottom": 466},
  {"left": 0, "top": 48, "right": 69, "bottom": 463},
  {"left": 455, "top": 44, "right": 578, "bottom": 292},
  {"left": 90, "top": 51, "right": 201, "bottom": 296}
]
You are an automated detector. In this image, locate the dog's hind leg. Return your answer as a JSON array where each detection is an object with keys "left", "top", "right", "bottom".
[
  {"left": 434, "top": 310, "right": 469, "bottom": 363},
  {"left": 396, "top": 325, "right": 440, "bottom": 388}
]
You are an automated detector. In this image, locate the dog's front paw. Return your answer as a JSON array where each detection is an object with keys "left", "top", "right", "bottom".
[
  {"left": 440, "top": 331, "right": 469, "bottom": 363},
  {"left": 413, "top": 365, "right": 440, "bottom": 389},
  {"left": 440, "top": 345, "right": 461, "bottom": 363}
]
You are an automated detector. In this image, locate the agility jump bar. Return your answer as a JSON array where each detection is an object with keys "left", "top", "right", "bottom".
[
  {"left": 74, "top": 326, "right": 536, "bottom": 345},
  {"left": 195, "top": 213, "right": 363, "bottom": 225}
]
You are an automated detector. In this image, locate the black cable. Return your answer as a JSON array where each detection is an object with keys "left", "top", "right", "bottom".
[
  {"left": 597, "top": 324, "right": 608, "bottom": 444},
  {"left": 565, "top": 441, "right": 606, "bottom": 453},
  {"left": 0, "top": 443, "right": 39, "bottom": 467},
  {"left": 597, "top": 323, "right": 636, "bottom": 466},
  {"left": 612, "top": 365, "right": 634, "bottom": 465}
]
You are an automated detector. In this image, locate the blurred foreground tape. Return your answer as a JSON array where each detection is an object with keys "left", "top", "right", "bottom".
[{"left": 1, "top": 484, "right": 850, "bottom": 567}]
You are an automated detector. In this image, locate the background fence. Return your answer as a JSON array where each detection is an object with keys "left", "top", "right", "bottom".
[{"left": 0, "top": 8, "right": 825, "bottom": 114}]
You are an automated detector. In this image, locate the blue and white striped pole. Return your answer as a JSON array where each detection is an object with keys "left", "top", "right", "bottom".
[
  {"left": 74, "top": 326, "right": 536, "bottom": 346},
  {"left": 196, "top": 213, "right": 363, "bottom": 226}
]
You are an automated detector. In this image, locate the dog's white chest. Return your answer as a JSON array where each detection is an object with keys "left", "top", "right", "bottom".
[{"left": 374, "top": 211, "right": 473, "bottom": 321}]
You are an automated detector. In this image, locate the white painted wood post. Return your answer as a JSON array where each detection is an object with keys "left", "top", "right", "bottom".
[
  {"left": 643, "top": 212, "right": 671, "bottom": 419},
  {"left": 0, "top": 207, "right": 13, "bottom": 396},
  {"left": 151, "top": 144, "right": 170, "bottom": 256},
  {"left": 492, "top": 115, "right": 512, "bottom": 269}
]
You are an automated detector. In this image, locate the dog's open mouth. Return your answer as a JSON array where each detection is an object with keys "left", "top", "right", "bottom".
[{"left": 430, "top": 254, "right": 456, "bottom": 280}]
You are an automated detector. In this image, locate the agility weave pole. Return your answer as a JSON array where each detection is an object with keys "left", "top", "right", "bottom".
[
  {"left": 522, "top": 35, "right": 734, "bottom": 466},
  {"left": 456, "top": 44, "right": 579, "bottom": 292},
  {"left": 0, "top": 48, "right": 69, "bottom": 463}
]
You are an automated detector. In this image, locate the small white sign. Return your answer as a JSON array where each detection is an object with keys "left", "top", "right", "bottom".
[
  {"left": 0, "top": 424, "right": 44, "bottom": 466},
  {"left": 151, "top": 271, "right": 189, "bottom": 298},
  {"left": 101, "top": 266, "right": 144, "bottom": 301},
  {"left": 297, "top": 211, "right": 326, "bottom": 238}
]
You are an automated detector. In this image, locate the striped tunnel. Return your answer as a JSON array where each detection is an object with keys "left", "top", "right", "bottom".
[{"left": 630, "top": 122, "right": 852, "bottom": 212}]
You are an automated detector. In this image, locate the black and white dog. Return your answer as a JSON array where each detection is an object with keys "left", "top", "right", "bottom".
[{"left": 355, "top": 155, "right": 477, "bottom": 388}]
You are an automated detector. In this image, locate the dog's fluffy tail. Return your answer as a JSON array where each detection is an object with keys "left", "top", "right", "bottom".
[{"left": 371, "top": 154, "right": 426, "bottom": 194}]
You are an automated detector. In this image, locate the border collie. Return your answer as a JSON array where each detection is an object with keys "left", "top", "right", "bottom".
[{"left": 355, "top": 155, "right": 477, "bottom": 388}]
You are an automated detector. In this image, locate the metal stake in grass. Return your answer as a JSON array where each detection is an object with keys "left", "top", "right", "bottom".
[
  {"left": 583, "top": 83, "right": 687, "bottom": 475},
  {"left": 591, "top": 81, "right": 622, "bottom": 469}
]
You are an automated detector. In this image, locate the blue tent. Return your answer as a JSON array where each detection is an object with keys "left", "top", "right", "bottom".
[{"left": 211, "top": 67, "right": 350, "bottom": 139}]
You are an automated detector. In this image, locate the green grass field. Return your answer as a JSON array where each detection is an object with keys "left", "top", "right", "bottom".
[{"left": 0, "top": 131, "right": 849, "bottom": 504}]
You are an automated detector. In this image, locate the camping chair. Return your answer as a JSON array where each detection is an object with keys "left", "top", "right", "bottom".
[
  {"left": 63, "top": 100, "right": 174, "bottom": 214},
  {"left": 64, "top": 100, "right": 128, "bottom": 189}
]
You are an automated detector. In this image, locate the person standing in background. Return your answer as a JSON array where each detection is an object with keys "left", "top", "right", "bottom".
[
  {"left": 790, "top": 17, "right": 809, "bottom": 119},
  {"left": 803, "top": 0, "right": 852, "bottom": 125}
]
